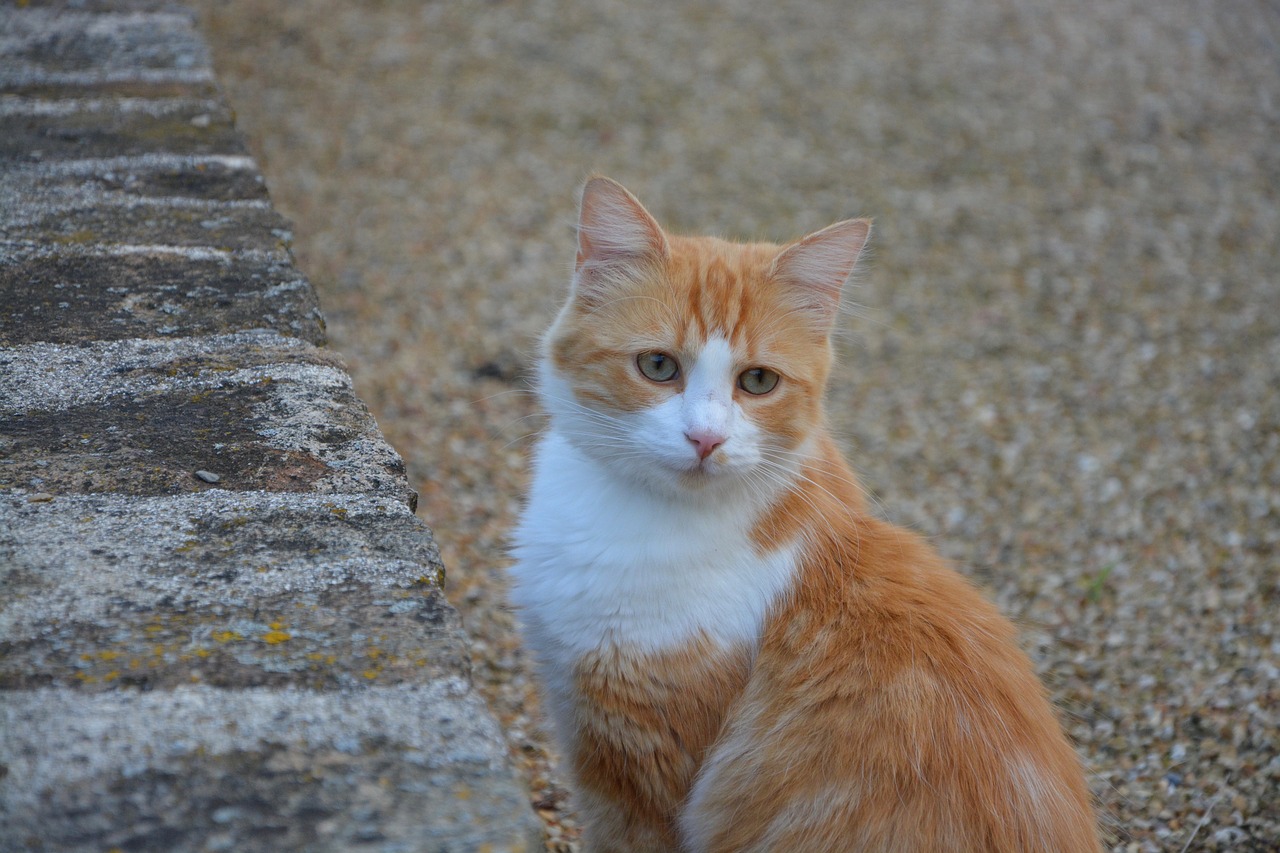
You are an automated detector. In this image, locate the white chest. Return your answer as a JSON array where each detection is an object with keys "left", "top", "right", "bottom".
[{"left": 508, "top": 431, "right": 799, "bottom": 663}]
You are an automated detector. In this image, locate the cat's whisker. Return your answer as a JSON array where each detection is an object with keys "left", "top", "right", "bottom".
[
  {"left": 495, "top": 410, "right": 549, "bottom": 430},
  {"left": 468, "top": 387, "right": 537, "bottom": 406},
  {"left": 498, "top": 429, "right": 550, "bottom": 452},
  {"left": 758, "top": 446, "right": 894, "bottom": 522}
]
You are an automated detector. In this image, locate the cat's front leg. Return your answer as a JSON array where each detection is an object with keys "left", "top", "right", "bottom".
[
  {"left": 576, "top": 784, "right": 679, "bottom": 853},
  {"left": 567, "top": 641, "right": 745, "bottom": 853}
]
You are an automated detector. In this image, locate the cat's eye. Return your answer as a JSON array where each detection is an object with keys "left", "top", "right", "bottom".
[
  {"left": 637, "top": 352, "right": 679, "bottom": 382},
  {"left": 739, "top": 367, "right": 780, "bottom": 395}
]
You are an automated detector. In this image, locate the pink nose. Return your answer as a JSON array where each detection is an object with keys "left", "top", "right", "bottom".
[{"left": 686, "top": 430, "right": 726, "bottom": 460}]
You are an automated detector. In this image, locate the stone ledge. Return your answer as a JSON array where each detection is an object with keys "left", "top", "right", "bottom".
[
  {"left": 0, "top": 2, "right": 540, "bottom": 850},
  {"left": 0, "top": 331, "right": 410, "bottom": 502},
  {"left": 0, "top": 6, "right": 209, "bottom": 82},
  {"left": 0, "top": 242, "right": 323, "bottom": 346},
  {"left": 0, "top": 491, "right": 460, "bottom": 690},
  {"left": 3, "top": 682, "right": 524, "bottom": 853}
]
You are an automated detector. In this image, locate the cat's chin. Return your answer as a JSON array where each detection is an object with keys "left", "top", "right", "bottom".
[
  {"left": 607, "top": 454, "right": 741, "bottom": 497},
  {"left": 677, "top": 464, "right": 726, "bottom": 487},
  {"left": 666, "top": 457, "right": 759, "bottom": 496}
]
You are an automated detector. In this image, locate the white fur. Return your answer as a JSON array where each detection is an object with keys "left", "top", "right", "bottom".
[
  {"left": 681, "top": 336, "right": 735, "bottom": 446},
  {"left": 510, "top": 429, "right": 798, "bottom": 655}
]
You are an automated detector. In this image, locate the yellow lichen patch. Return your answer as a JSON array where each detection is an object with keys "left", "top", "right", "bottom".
[
  {"left": 262, "top": 629, "right": 292, "bottom": 645},
  {"left": 144, "top": 624, "right": 165, "bottom": 635},
  {"left": 98, "top": 649, "right": 121, "bottom": 661},
  {"left": 413, "top": 568, "right": 446, "bottom": 588},
  {"left": 103, "top": 670, "right": 120, "bottom": 682},
  {"left": 365, "top": 647, "right": 384, "bottom": 660},
  {"left": 361, "top": 667, "right": 381, "bottom": 680},
  {"left": 212, "top": 630, "right": 243, "bottom": 643},
  {"left": 195, "top": 648, "right": 212, "bottom": 658}
]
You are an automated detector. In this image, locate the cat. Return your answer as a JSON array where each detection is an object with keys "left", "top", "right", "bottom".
[{"left": 509, "top": 176, "right": 1100, "bottom": 852}]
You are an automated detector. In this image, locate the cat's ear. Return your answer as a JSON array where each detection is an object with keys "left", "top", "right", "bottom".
[
  {"left": 771, "top": 218, "right": 871, "bottom": 333},
  {"left": 573, "top": 176, "right": 669, "bottom": 295}
]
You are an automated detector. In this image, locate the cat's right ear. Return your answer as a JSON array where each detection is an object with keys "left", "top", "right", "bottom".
[
  {"left": 771, "top": 218, "right": 871, "bottom": 335},
  {"left": 572, "top": 176, "right": 669, "bottom": 302}
]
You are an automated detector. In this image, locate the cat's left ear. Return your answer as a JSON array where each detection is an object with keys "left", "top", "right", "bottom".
[{"left": 771, "top": 218, "right": 871, "bottom": 334}]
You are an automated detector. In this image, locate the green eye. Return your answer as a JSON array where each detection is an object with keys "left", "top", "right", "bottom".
[
  {"left": 739, "top": 367, "right": 779, "bottom": 395},
  {"left": 637, "top": 352, "right": 679, "bottom": 382}
]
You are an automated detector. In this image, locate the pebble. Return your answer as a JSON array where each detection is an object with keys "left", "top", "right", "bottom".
[{"left": 195, "top": 470, "right": 221, "bottom": 484}]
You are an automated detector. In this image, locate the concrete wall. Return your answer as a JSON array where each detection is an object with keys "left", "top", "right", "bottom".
[{"left": 0, "top": 3, "right": 541, "bottom": 850}]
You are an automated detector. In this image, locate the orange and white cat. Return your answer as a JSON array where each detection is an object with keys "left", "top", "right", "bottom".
[{"left": 509, "top": 176, "right": 1100, "bottom": 852}]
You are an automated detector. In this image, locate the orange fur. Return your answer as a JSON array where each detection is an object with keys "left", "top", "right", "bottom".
[
  {"left": 518, "top": 177, "right": 1100, "bottom": 852},
  {"left": 572, "top": 637, "right": 752, "bottom": 852},
  {"left": 691, "top": 448, "right": 1100, "bottom": 852}
]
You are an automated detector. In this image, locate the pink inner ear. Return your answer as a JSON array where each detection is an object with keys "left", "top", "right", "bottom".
[
  {"left": 771, "top": 219, "right": 871, "bottom": 326},
  {"left": 576, "top": 176, "right": 669, "bottom": 270}
]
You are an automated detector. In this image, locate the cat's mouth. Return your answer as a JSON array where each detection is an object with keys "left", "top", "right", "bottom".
[{"left": 677, "top": 454, "right": 730, "bottom": 483}]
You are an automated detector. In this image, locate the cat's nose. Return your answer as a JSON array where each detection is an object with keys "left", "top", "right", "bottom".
[{"left": 685, "top": 429, "right": 726, "bottom": 460}]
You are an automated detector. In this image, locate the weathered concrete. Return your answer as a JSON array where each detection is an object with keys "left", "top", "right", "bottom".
[
  {"left": 0, "top": 331, "right": 411, "bottom": 502},
  {"left": 0, "top": 3, "right": 541, "bottom": 851},
  {"left": 3, "top": 683, "right": 517, "bottom": 853},
  {"left": 0, "top": 241, "right": 323, "bottom": 346}
]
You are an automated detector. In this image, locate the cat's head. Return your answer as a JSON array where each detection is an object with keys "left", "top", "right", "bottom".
[{"left": 541, "top": 176, "right": 869, "bottom": 498}]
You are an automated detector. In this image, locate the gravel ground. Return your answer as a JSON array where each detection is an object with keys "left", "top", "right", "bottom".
[{"left": 192, "top": 1, "right": 1279, "bottom": 849}]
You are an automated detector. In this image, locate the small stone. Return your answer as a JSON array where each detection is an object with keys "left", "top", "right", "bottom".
[
  {"left": 195, "top": 470, "right": 222, "bottom": 483},
  {"left": 27, "top": 493, "right": 54, "bottom": 503},
  {"left": 355, "top": 826, "right": 385, "bottom": 842},
  {"left": 211, "top": 806, "right": 241, "bottom": 824}
]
